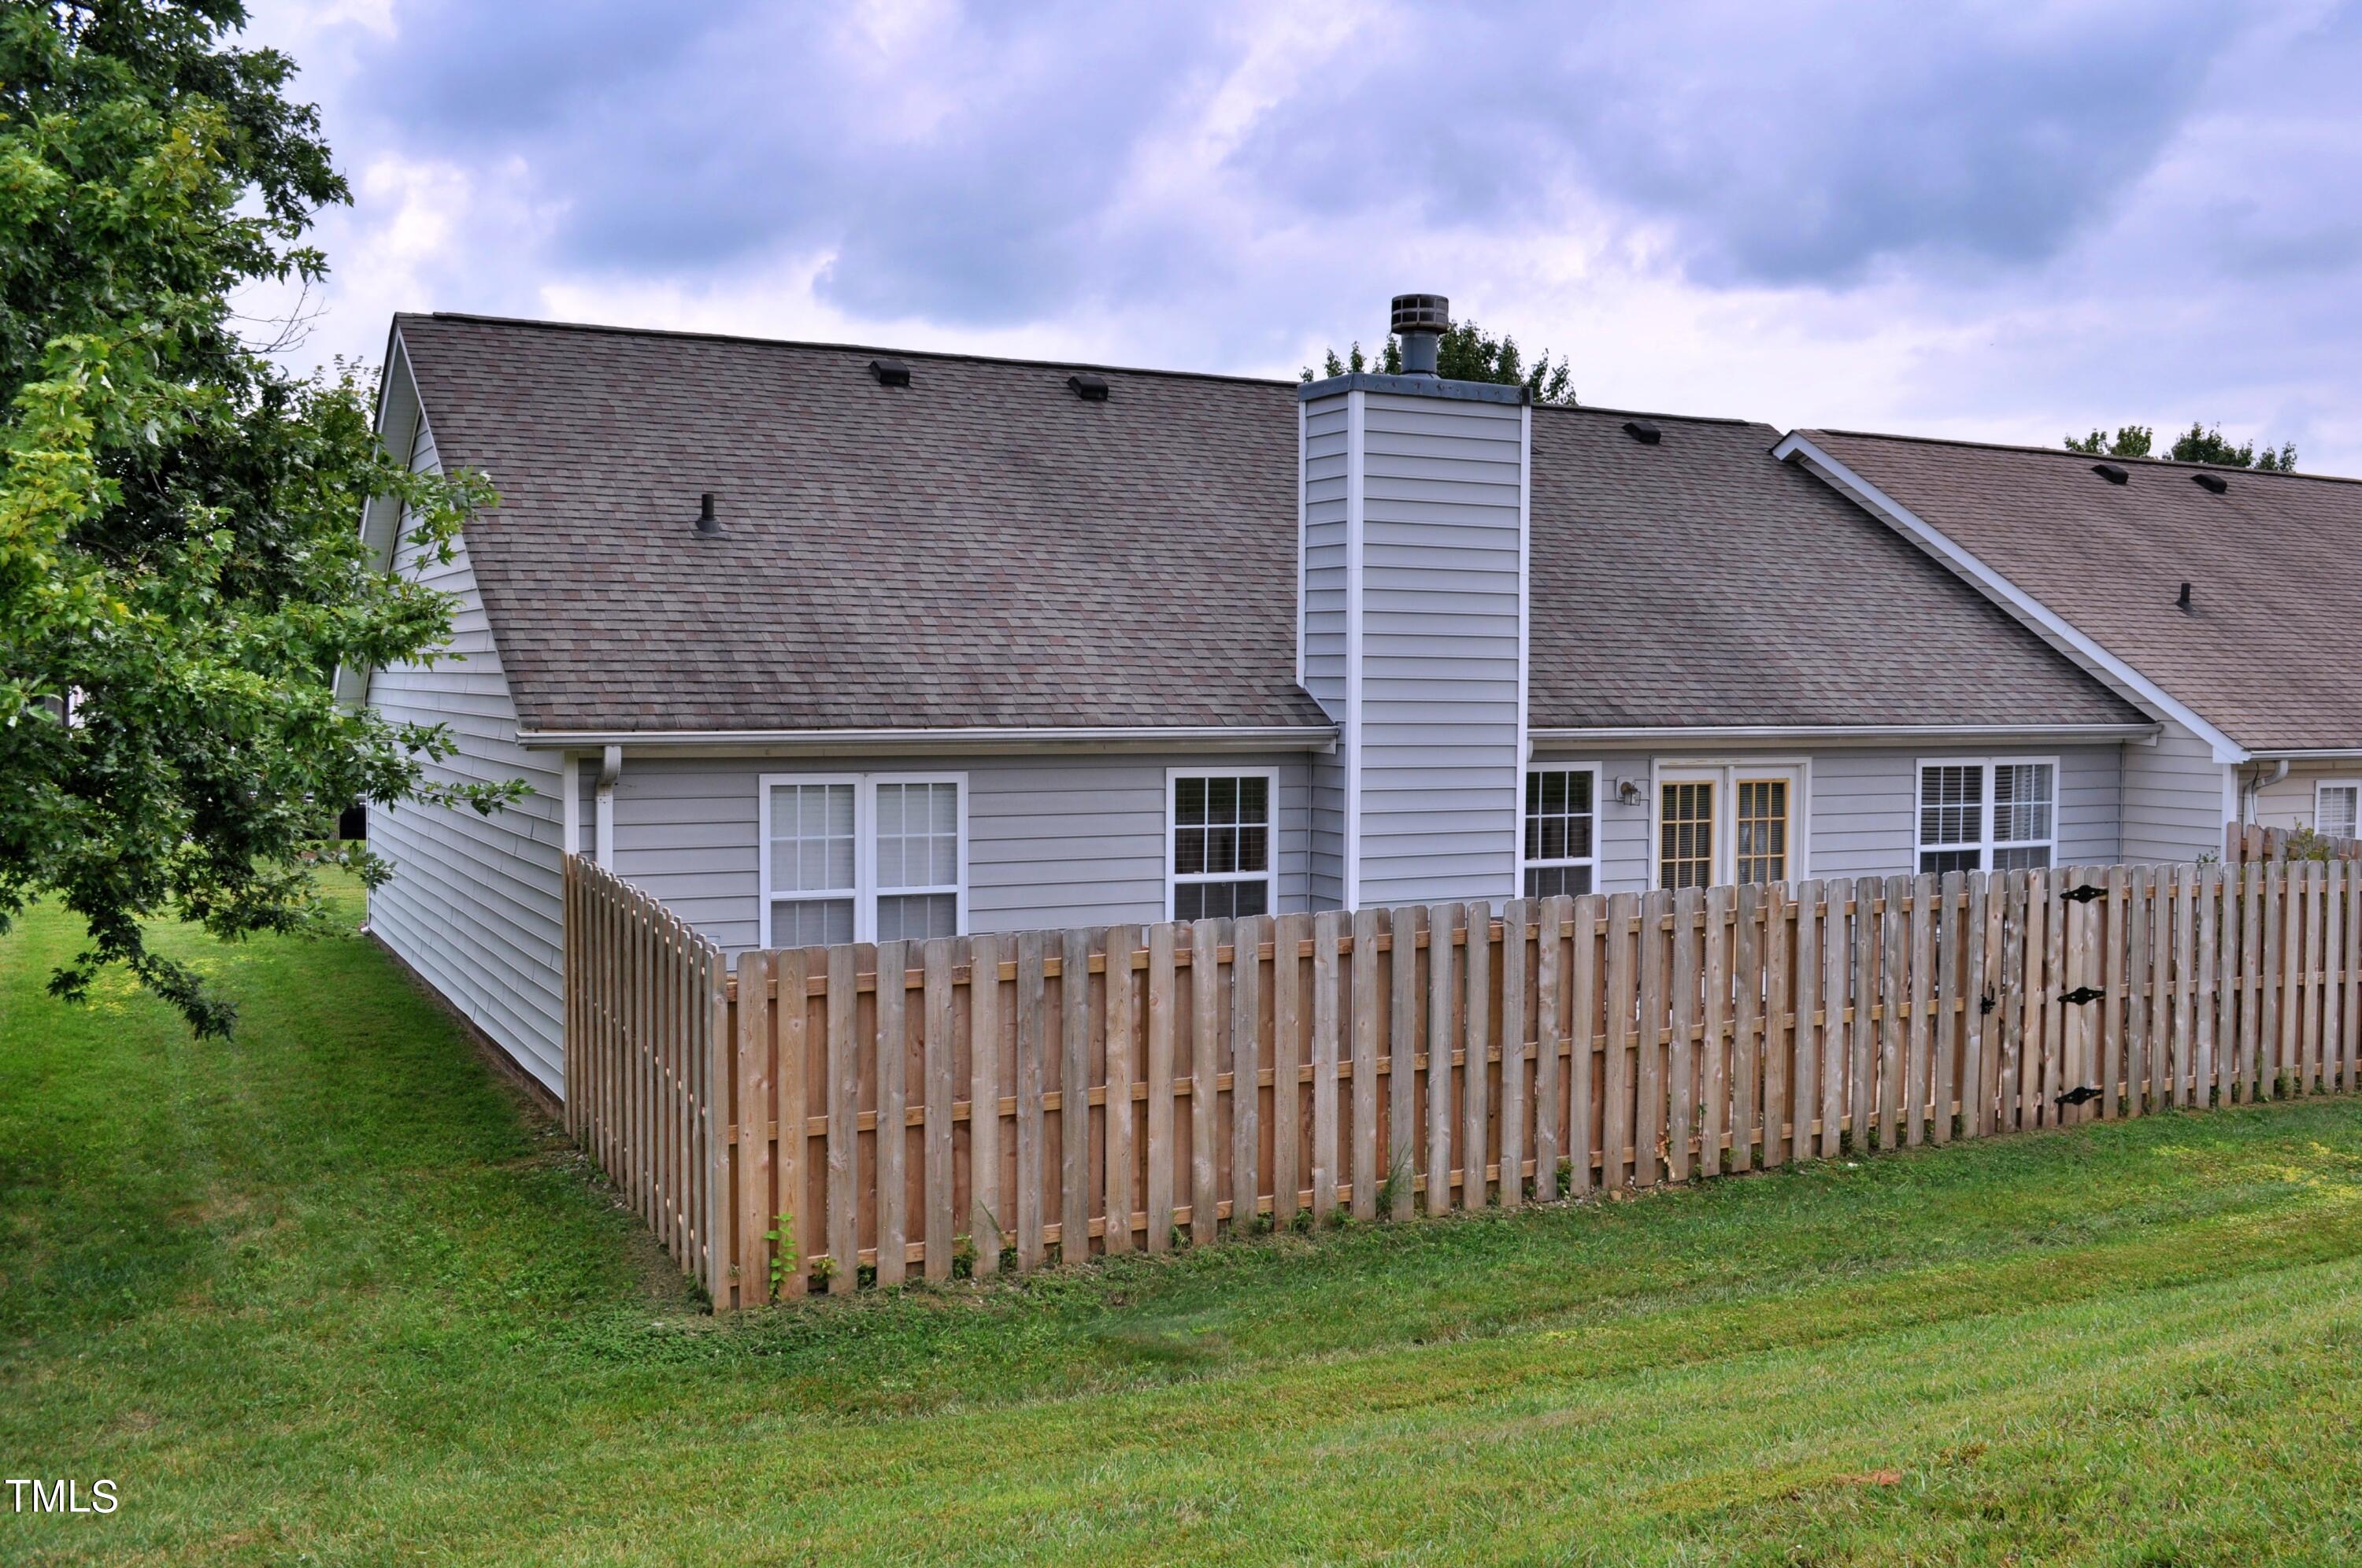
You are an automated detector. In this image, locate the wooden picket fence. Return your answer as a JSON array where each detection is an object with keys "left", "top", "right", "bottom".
[
  {"left": 2227, "top": 820, "right": 2362, "bottom": 864},
  {"left": 564, "top": 855, "right": 2362, "bottom": 1310},
  {"left": 563, "top": 856, "right": 729, "bottom": 1285}
]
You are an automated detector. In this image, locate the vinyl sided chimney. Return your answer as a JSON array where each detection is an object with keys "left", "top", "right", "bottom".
[{"left": 1298, "top": 294, "right": 1531, "bottom": 910}]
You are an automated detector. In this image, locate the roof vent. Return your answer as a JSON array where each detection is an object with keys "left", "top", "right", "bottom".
[
  {"left": 1390, "top": 292, "right": 1449, "bottom": 376},
  {"left": 2193, "top": 471, "right": 2228, "bottom": 494},
  {"left": 1067, "top": 373, "right": 1109, "bottom": 402},
  {"left": 868, "top": 357, "right": 910, "bottom": 387},
  {"left": 2178, "top": 580, "right": 2193, "bottom": 611},
  {"left": 2092, "top": 462, "right": 2129, "bottom": 486},
  {"left": 1622, "top": 419, "right": 1662, "bottom": 446},
  {"left": 694, "top": 492, "right": 719, "bottom": 535}
]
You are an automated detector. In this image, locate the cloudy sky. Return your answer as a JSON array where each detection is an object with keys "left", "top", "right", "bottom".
[{"left": 242, "top": 0, "right": 2362, "bottom": 472}]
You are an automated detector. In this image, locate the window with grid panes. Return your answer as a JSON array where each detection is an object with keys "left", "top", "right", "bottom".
[
  {"left": 1917, "top": 764, "right": 1984, "bottom": 875},
  {"left": 1659, "top": 779, "right": 1716, "bottom": 889},
  {"left": 1523, "top": 768, "right": 1597, "bottom": 897},
  {"left": 1734, "top": 778, "right": 1790, "bottom": 883},
  {"left": 1916, "top": 760, "right": 2055, "bottom": 873},
  {"left": 767, "top": 780, "right": 857, "bottom": 945},
  {"left": 874, "top": 780, "right": 961, "bottom": 939},
  {"left": 1171, "top": 774, "right": 1272, "bottom": 919},
  {"left": 1990, "top": 763, "right": 2055, "bottom": 869}
]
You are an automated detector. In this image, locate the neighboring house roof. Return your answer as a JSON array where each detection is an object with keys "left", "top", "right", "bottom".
[
  {"left": 391, "top": 312, "right": 2136, "bottom": 738},
  {"left": 1786, "top": 429, "right": 2362, "bottom": 755},
  {"left": 1527, "top": 409, "right": 2140, "bottom": 731}
]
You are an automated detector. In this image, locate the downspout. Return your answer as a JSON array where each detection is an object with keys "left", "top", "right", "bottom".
[
  {"left": 594, "top": 744, "right": 621, "bottom": 867},
  {"left": 2239, "top": 758, "right": 2290, "bottom": 827}
]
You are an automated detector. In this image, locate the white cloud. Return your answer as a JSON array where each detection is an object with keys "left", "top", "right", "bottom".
[{"left": 237, "top": 0, "right": 2362, "bottom": 472}]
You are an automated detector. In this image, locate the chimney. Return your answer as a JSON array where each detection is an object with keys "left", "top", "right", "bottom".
[
  {"left": 1298, "top": 292, "right": 1531, "bottom": 910},
  {"left": 1391, "top": 292, "right": 1449, "bottom": 375}
]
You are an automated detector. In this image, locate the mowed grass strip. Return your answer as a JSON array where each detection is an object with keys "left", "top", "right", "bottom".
[{"left": 3, "top": 878, "right": 2360, "bottom": 1563}]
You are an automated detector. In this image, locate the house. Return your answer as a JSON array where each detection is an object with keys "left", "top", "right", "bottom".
[
  {"left": 1777, "top": 429, "right": 2362, "bottom": 853},
  {"left": 355, "top": 295, "right": 2343, "bottom": 1098}
]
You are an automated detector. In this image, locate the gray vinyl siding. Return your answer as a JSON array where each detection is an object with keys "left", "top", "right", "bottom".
[
  {"left": 1299, "top": 398, "right": 1349, "bottom": 719},
  {"left": 603, "top": 751, "right": 1320, "bottom": 951},
  {"left": 2248, "top": 756, "right": 2361, "bottom": 834},
  {"left": 1309, "top": 752, "right": 1346, "bottom": 909},
  {"left": 1807, "top": 745, "right": 2120, "bottom": 875},
  {"left": 365, "top": 416, "right": 566, "bottom": 1095},
  {"left": 1535, "top": 744, "right": 2124, "bottom": 893},
  {"left": 1352, "top": 393, "right": 1525, "bottom": 906},
  {"left": 2124, "top": 719, "right": 2232, "bottom": 860}
]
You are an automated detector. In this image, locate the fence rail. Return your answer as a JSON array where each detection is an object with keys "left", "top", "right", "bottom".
[{"left": 565, "top": 856, "right": 2361, "bottom": 1309}]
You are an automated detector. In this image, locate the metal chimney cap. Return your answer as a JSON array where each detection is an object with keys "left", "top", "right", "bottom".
[{"left": 1390, "top": 293, "right": 1450, "bottom": 335}]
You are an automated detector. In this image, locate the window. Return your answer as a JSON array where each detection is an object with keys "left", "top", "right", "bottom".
[
  {"left": 2319, "top": 781, "right": 2360, "bottom": 841},
  {"left": 1659, "top": 778, "right": 1716, "bottom": 889},
  {"left": 1916, "top": 759, "right": 2056, "bottom": 874},
  {"left": 767, "top": 780, "right": 857, "bottom": 945},
  {"left": 1734, "top": 778, "right": 1790, "bottom": 883},
  {"left": 1168, "top": 770, "right": 1275, "bottom": 920},
  {"left": 1653, "top": 763, "right": 1806, "bottom": 888},
  {"left": 874, "top": 781, "right": 961, "bottom": 940},
  {"left": 760, "top": 774, "right": 964, "bottom": 945},
  {"left": 1523, "top": 767, "right": 1598, "bottom": 897}
]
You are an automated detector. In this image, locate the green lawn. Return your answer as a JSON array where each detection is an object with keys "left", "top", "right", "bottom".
[{"left": 6, "top": 883, "right": 2362, "bottom": 1563}]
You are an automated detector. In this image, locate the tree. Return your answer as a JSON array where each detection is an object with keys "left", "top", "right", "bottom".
[
  {"left": 2167, "top": 421, "right": 2296, "bottom": 472},
  {"left": 1, "top": 2, "right": 509, "bottom": 1034},
  {"left": 2064, "top": 425, "right": 2153, "bottom": 459},
  {"left": 2064, "top": 420, "right": 2297, "bottom": 471},
  {"left": 1303, "top": 317, "right": 1577, "bottom": 405}
]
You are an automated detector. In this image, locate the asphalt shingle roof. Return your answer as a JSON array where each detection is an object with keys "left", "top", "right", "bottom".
[
  {"left": 396, "top": 313, "right": 1324, "bottom": 734},
  {"left": 394, "top": 313, "right": 2137, "bottom": 736},
  {"left": 1801, "top": 429, "right": 2362, "bottom": 752},
  {"left": 1527, "top": 409, "right": 2138, "bottom": 730}
]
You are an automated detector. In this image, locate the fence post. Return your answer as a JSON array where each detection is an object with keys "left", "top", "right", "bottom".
[{"left": 1351, "top": 907, "right": 1383, "bottom": 1220}]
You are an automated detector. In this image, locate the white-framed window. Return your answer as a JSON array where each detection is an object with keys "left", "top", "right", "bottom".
[
  {"left": 2319, "top": 780, "right": 2360, "bottom": 840},
  {"left": 1167, "top": 768, "right": 1278, "bottom": 920},
  {"left": 1523, "top": 766, "right": 1599, "bottom": 897},
  {"left": 1649, "top": 761, "right": 1808, "bottom": 888},
  {"left": 758, "top": 772, "right": 966, "bottom": 945},
  {"left": 1916, "top": 757, "right": 2057, "bottom": 874}
]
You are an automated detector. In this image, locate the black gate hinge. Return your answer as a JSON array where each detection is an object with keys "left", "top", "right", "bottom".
[
  {"left": 2060, "top": 884, "right": 2108, "bottom": 904},
  {"left": 2060, "top": 986, "right": 2106, "bottom": 1005}
]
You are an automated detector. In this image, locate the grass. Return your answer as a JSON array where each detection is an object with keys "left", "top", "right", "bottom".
[{"left": 5, "top": 881, "right": 2362, "bottom": 1563}]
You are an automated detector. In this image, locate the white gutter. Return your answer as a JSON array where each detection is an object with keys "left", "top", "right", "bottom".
[
  {"left": 1530, "top": 722, "right": 2161, "bottom": 749},
  {"left": 2245, "top": 747, "right": 2362, "bottom": 761},
  {"left": 1772, "top": 432, "right": 2253, "bottom": 765},
  {"left": 515, "top": 724, "right": 1340, "bottom": 757}
]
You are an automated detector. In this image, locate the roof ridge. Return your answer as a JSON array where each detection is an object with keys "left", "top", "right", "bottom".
[
  {"left": 396, "top": 312, "right": 1774, "bottom": 425},
  {"left": 1538, "top": 401, "right": 1766, "bottom": 430},
  {"left": 398, "top": 310, "right": 1300, "bottom": 392},
  {"left": 1801, "top": 424, "right": 2360, "bottom": 487}
]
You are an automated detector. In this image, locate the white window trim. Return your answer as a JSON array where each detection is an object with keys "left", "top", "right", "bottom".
[
  {"left": 1913, "top": 755, "right": 2060, "bottom": 874},
  {"left": 1520, "top": 763, "right": 1603, "bottom": 897},
  {"left": 1165, "top": 765, "right": 1282, "bottom": 921},
  {"left": 2317, "top": 778, "right": 2361, "bottom": 839},
  {"left": 757, "top": 771, "right": 968, "bottom": 946},
  {"left": 1645, "top": 758, "right": 1812, "bottom": 889}
]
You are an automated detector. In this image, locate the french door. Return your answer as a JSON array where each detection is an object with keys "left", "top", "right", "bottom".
[{"left": 1656, "top": 764, "right": 1804, "bottom": 889}]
